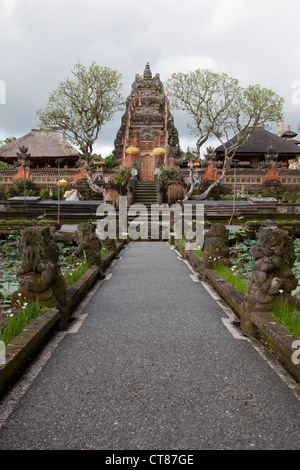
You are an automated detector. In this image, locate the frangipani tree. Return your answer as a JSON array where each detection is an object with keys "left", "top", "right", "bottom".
[
  {"left": 36, "top": 62, "right": 124, "bottom": 195},
  {"left": 166, "top": 70, "right": 284, "bottom": 200}
]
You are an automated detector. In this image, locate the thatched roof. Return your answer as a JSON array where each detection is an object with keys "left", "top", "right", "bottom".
[
  {"left": 0, "top": 129, "right": 81, "bottom": 158},
  {"left": 215, "top": 126, "right": 300, "bottom": 155}
]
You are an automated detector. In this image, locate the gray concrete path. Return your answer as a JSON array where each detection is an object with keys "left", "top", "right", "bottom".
[{"left": 0, "top": 242, "right": 299, "bottom": 450}]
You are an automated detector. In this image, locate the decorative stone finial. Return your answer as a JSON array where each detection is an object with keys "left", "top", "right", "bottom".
[
  {"left": 262, "top": 145, "right": 280, "bottom": 169},
  {"left": 143, "top": 63, "right": 152, "bottom": 79},
  {"left": 202, "top": 146, "right": 217, "bottom": 167},
  {"left": 15, "top": 145, "right": 31, "bottom": 167}
]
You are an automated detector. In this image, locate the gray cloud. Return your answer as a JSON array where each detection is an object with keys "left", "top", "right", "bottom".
[{"left": 0, "top": 0, "right": 299, "bottom": 156}]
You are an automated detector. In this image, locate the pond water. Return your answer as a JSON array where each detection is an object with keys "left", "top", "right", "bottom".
[{"left": 0, "top": 235, "right": 77, "bottom": 312}]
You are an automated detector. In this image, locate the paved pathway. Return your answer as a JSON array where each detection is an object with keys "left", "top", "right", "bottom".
[{"left": 0, "top": 242, "right": 299, "bottom": 450}]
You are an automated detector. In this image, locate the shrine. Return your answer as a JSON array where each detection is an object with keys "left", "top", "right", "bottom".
[{"left": 112, "top": 63, "right": 182, "bottom": 181}]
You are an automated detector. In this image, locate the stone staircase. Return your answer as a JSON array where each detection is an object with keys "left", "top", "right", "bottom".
[{"left": 133, "top": 181, "right": 157, "bottom": 210}]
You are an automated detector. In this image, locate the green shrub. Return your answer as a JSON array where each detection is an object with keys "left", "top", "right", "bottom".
[
  {"left": 193, "top": 249, "right": 203, "bottom": 258},
  {"left": 39, "top": 188, "right": 51, "bottom": 200},
  {"left": 103, "top": 154, "right": 117, "bottom": 169},
  {"left": 110, "top": 167, "right": 131, "bottom": 195},
  {"left": 11, "top": 178, "right": 38, "bottom": 196}
]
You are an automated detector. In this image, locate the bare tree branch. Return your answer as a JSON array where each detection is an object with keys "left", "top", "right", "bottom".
[
  {"left": 167, "top": 70, "right": 284, "bottom": 200},
  {"left": 36, "top": 62, "right": 124, "bottom": 193}
]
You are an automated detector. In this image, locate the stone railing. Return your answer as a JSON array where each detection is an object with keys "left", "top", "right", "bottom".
[{"left": 191, "top": 165, "right": 300, "bottom": 188}]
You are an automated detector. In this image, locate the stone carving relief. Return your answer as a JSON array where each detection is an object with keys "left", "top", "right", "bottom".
[
  {"left": 262, "top": 146, "right": 281, "bottom": 169},
  {"left": 74, "top": 223, "right": 102, "bottom": 272},
  {"left": 11, "top": 226, "right": 69, "bottom": 328},
  {"left": 242, "top": 221, "right": 298, "bottom": 332},
  {"left": 203, "top": 224, "right": 232, "bottom": 269},
  {"left": 138, "top": 127, "right": 157, "bottom": 141},
  {"left": 14, "top": 145, "right": 31, "bottom": 168}
]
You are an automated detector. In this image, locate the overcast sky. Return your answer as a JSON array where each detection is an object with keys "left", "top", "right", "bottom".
[{"left": 0, "top": 0, "right": 300, "bottom": 157}]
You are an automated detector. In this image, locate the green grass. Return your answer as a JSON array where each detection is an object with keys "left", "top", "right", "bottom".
[
  {"left": 213, "top": 262, "right": 247, "bottom": 295},
  {"left": 0, "top": 219, "right": 57, "bottom": 224},
  {"left": 64, "top": 261, "right": 92, "bottom": 287},
  {"left": 270, "top": 299, "right": 300, "bottom": 339},
  {"left": 193, "top": 249, "right": 203, "bottom": 258},
  {"left": 0, "top": 301, "right": 45, "bottom": 345}
]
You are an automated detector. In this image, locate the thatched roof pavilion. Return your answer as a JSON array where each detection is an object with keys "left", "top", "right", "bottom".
[
  {"left": 0, "top": 129, "right": 81, "bottom": 168},
  {"left": 214, "top": 126, "right": 300, "bottom": 169}
]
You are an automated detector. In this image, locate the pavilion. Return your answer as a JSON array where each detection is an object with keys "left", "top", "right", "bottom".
[
  {"left": 214, "top": 126, "right": 300, "bottom": 169},
  {"left": 0, "top": 129, "right": 81, "bottom": 169}
]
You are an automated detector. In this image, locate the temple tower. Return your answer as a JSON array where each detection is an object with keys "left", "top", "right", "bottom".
[{"left": 113, "top": 63, "right": 182, "bottom": 181}]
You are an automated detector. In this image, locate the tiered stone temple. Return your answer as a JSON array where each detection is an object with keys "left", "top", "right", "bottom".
[{"left": 113, "top": 63, "right": 182, "bottom": 181}]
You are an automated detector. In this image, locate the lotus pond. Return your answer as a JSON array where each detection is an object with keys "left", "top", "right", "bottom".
[
  {"left": 185, "top": 229, "right": 300, "bottom": 300},
  {"left": 0, "top": 233, "right": 107, "bottom": 320},
  {"left": 227, "top": 230, "right": 300, "bottom": 300}
]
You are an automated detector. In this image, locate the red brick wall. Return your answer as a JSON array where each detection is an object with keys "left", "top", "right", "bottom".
[
  {"left": 262, "top": 165, "right": 280, "bottom": 182},
  {"left": 202, "top": 163, "right": 219, "bottom": 181}
]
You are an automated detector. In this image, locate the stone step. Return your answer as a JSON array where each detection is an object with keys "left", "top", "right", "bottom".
[
  {"left": 135, "top": 184, "right": 157, "bottom": 188},
  {"left": 132, "top": 199, "right": 157, "bottom": 204},
  {"left": 135, "top": 188, "right": 157, "bottom": 193},
  {"left": 135, "top": 188, "right": 156, "bottom": 191},
  {"left": 135, "top": 195, "right": 157, "bottom": 199},
  {"left": 135, "top": 180, "right": 156, "bottom": 184},
  {"left": 135, "top": 193, "right": 157, "bottom": 198},
  {"left": 134, "top": 199, "right": 157, "bottom": 203},
  {"left": 134, "top": 203, "right": 158, "bottom": 206},
  {"left": 134, "top": 180, "right": 158, "bottom": 206},
  {"left": 134, "top": 202, "right": 157, "bottom": 206},
  {"left": 135, "top": 184, "right": 156, "bottom": 191},
  {"left": 135, "top": 186, "right": 157, "bottom": 190},
  {"left": 134, "top": 189, "right": 157, "bottom": 194}
]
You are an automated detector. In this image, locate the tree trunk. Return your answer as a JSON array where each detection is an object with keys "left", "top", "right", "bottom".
[
  {"left": 83, "top": 161, "right": 106, "bottom": 196},
  {"left": 183, "top": 169, "right": 195, "bottom": 201},
  {"left": 184, "top": 155, "right": 230, "bottom": 201},
  {"left": 183, "top": 163, "right": 195, "bottom": 201},
  {"left": 195, "top": 179, "right": 220, "bottom": 200}
]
